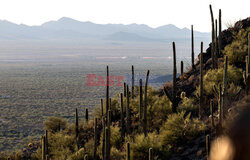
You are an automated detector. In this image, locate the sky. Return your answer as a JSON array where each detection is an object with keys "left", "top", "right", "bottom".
[{"left": 0, "top": 0, "right": 249, "bottom": 32}]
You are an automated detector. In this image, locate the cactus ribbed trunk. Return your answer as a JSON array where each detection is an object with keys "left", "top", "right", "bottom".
[
  {"left": 172, "top": 42, "right": 177, "bottom": 113},
  {"left": 222, "top": 56, "right": 228, "bottom": 121},
  {"left": 120, "top": 93, "right": 125, "bottom": 141},
  {"left": 132, "top": 65, "right": 134, "bottom": 99},
  {"left": 126, "top": 142, "right": 130, "bottom": 160},
  {"left": 94, "top": 118, "right": 97, "bottom": 160},
  {"left": 45, "top": 130, "right": 48, "bottom": 155},
  {"left": 75, "top": 108, "right": 79, "bottom": 139},
  {"left": 215, "top": 19, "right": 218, "bottom": 56},
  {"left": 126, "top": 85, "right": 131, "bottom": 134},
  {"left": 191, "top": 25, "right": 195, "bottom": 70},
  {"left": 199, "top": 42, "right": 204, "bottom": 118},
  {"left": 106, "top": 66, "right": 109, "bottom": 118},
  {"left": 143, "top": 70, "right": 150, "bottom": 137},
  {"left": 139, "top": 79, "right": 143, "bottom": 121}
]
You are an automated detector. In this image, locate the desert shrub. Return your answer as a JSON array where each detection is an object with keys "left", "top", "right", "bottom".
[
  {"left": 82, "top": 139, "right": 94, "bottom": 160},
  {"left": 177, "top": 96, "right": 198, "bottom": 115},
  {"left": 129, "top": 133, "right": 170, "bottom": 160},
  {"left": 160, "top": 112, "right": 206, "bottom": 146},
  {"left": 44, "top": 117, "right": 67, "bottom": 133},
  {"left": 223, "top": 27, "right": 250, "bottom": 66},
  {"left": 69, "top": 148, "right": 86, "bottom": 160},
  {"left": 196, "top": 65, "right": 242, "bottom": 96},
  {"left": 110, "top": 147, "right": 125, "bottom": 160},
  {"left": 49, "top": 132, "right": 77, "bottom": 160}
]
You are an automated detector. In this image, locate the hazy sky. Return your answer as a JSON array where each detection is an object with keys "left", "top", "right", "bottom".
[{"left": 0, "top": 0, "right": 249, "bottom": 32}]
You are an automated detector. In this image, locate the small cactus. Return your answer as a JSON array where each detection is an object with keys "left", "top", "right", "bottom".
[
  {"left": 206, "top": 135, "right": 210, "bottom": 160},
  {"left": 42, "top": 136, "right": 46, "bottom": 160},
  {"left": 85, "top": 108, "right": 89, "bottom": 123},
  {"left": 106, "top": 65, "right": 109, "bottom": 116},
  {"left": 126, "top": 142, "right": 130, "bottom": 160},
  {"left": 149, "top": 148, "right": 153, "bottom": 160}
]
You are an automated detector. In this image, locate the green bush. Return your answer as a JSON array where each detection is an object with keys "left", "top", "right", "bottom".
[
  {"left": 43, "top": 117, "right": 67, "bottom": 133},
  {"left": 177, "top": 96, "right": 198, "bottom": 115},
  {"left": 160, "top": 112, "right": 206, "bottom": 146},
  {"left": 223, "top": 27, "right": 250, "bottom": 66},
  {"left": 129, "top": 133, "right": 170, "bottom": 160},
  {"left": 196, "top": 65, "right": 242, "bottom": 96}
]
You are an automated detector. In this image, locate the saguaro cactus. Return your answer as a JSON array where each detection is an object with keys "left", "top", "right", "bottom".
[
  {"left": 101, "top": 99, "right": 104, "bottom": 117},
  {"left": 139, "top": 79, "right": 143, "bottom": 121},
  {"left": 102, "top": 117, "right": 105, "bottom": 160},
  {"left": 206, "top": 135, "right": 210, "bottom": 160},
  {"left": 126, "top": 85, "right": 131, "bottom": 134},
  {"left": 120, "top": 93, "right": 125, "bottom": 141},
  {"left": 181, "top": 61, "right": 184, "bottom": 77},
  {"left": 45, "top": 130, "right": 48, "bottom": 155},
  {"left": 210, "top": 4, "right": 216, "bottom": 69},
  {"left": 199, "top": 42, "right": 204, "bottom": 118},
  {"left": 75, "top": 108, "right": 79, "bottom": 139},
  {"left": 244, "top": 33, "right": 250, "bottom": 95},
  {"left": 218, "top": 9, "right": 222, "bottom": 55},
  {"left": 124, "top": 82, "right": 127, "bottom": 97},
  {"left": 85, "top": 108, "right": 89, "bottom": 123},
  {"left": 143, "top": 70, "right": 150, "bottom": 137},
  {"left": 106, "top": 66, "right": 109, "bottom": 116},
  {"left": 191, "top": 25, "right": 195, "bottom": 69},
  {"left": 104, "top": 127, "right": 110, "bottom": 160},
  {"left": 126, "top": 142, "right": 130, "bottom": 160},
  {"left": 149, "top": 148, "right": 153, "bottom": 160},
  {"left": 94, "top": 118, "right": 97, "bottom": 160},
  {"left": 132, "top": 65, "right": 135, "bottom": 98},
  {"left": 163, "top": 42, "right": 177, "bottom": 113},
  {"left": 42, "top": 136, "right": 46, "bottom": 160},
  {"left": 210, "top": 100, "right": 215, "bottom": 128}
]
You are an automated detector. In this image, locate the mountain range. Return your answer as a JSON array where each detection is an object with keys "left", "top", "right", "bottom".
[{"left": 0, "top": 17, "right": 210, "bottom": 43}]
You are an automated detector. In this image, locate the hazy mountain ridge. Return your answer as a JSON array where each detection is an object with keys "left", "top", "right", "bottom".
[{"left": 0, "top": 17, "right": 210, "bottom": 42}]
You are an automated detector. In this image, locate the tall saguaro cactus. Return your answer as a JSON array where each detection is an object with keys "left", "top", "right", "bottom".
[
  {"left": 120, "top": 93, "right": 125, "bottom": 141},
  {"left": 209, "top": 4, "right": 216, "bottom": 69},
  {"left": 199, "top": 42, "right": 204, "bottom": 118},
  {"left": 45, "top": 130, "right": 48, "bottom": 155},
  {"left": 124, "top": 82, "right": 127, "bottom": 97},
  {"left": 163, "top": 42, "right": 177, "bottom": 113},
  {"left": 139, "top": 79, "right": 143, "bottom": 121},
  {"left": 218, "top": 9, "right": 222, "bottom": 55},
  {"left": 132, "top": 65, "right": 135, "bottom": 98},
  {"left": 106, "top": 66, "right": 109, "bottom": 116},
  {"left": 206, "top": 135, "right": 210, "bottom": 160},
  {"left": 191, "top": 25, "right": 195, "bottom": 69},
  {"left": 126, "top": 85, "right": 131, "bottom": 134},
  {"left": 94, "top": 118, "right": 98, "bottom": 160},
  {"left": 143, "top": 70, "right": 150, "bottom": 137}
]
